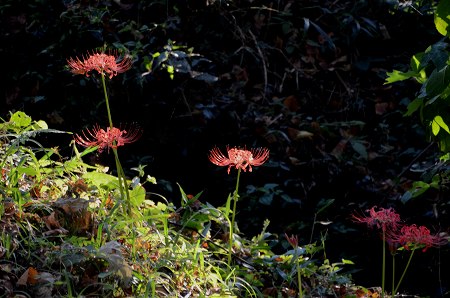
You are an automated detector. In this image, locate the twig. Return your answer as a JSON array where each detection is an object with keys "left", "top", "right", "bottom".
[
  {"left": 398, "top": 142, "right": 436, "bottom": 178},
  {"left": 248, "top": 29, "right": 268, "bottom": 99}
]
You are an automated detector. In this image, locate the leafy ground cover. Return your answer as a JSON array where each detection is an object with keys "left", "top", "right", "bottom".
[
  {"left": 0, "top": 111, "right": 365, "bottom": 297},
  {"left": 1, "top": 0, "right": 450, "bottom": 297}
]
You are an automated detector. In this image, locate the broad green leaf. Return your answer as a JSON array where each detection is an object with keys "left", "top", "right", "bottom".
[
  {"left": 129, "top": 185, "right": 146, "bottom": 207},
  {"left": 434, "top": 115, "right": 450, "bottom": 134},
  {"left": 428, "top": 42, "right": 449, "bottom": 70},
  {"left": 432, "top": 120, "right": 440, "bottom": 135},
  {"left": 384, "top": 70, "right": 417, "bottom": 84},
  {"left": 17, "top": 166, "right": 37, "bottom": 177},
  {"left": 10, "top": 111, "right": 31, "bottom": 128},
  {"left": 341, "top": 259, "right": 354, "bottom": 265},
  {"left": 83, "top": 171, "right": 118, "bottom": 189},
  {"left": 404, "top": 98, "right": 423, "bottom": 116},
  {"left": 422, "top": 66, "right": 450, "bottom": 99},
  {"left": 410, "top": 52, "right": 424, "bottom": 72},
  {"left": 411, "top": 181, "right": 431, "bottom": 198},
  {"left": 32, "top": 120, "right": 48, "bottom": 130},
  {"left": 435, "top": 0, "right": 450, "bottom": 37}
]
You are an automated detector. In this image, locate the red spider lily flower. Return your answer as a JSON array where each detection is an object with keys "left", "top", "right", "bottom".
[
  {"left": 352, "top": 206, "right": 401, "bottom": 232},
  {"left": 389, "top": 224, "right": 448, "bottom": 252},
  {"left": 67, "top": 51, "right": 132, "bottom": 79},
  {"left": 285, "top": 233, "right": 299, "bottom": 248},
  {"left": 74, "top": 125, "right": 141, "bottom": 153},
  {"left": 209, "top": 146, "right": 269, "bottom": 174}
]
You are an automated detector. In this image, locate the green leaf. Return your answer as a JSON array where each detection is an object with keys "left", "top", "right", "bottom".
[
  {"left": 224, "top": 193, "right": 232, "bottom": 218},
  {"left": 435, "top": 0, "right": 450, "bottom": 37},
  {"left": 384, "top": 70, "right": 418, "bottom": 84},
  {"left": 167, "top": 65, "right": 174, "bottom": 80},
  {"left": 341, "top": 258, "right": 354, "bottom": 265},
  {"left": 404, "top": 98, "right": 423, "bottom": 116},
  {"left": 427, "top": 42, "right": 449, "bottom": 70},
  {"left": 349, "top": 140, "right": 368, "bottom": 159},
  {"left": 434, "top": 115, "right": 450, "bottom": 134},
  {"left": 177, "top": 183, "right": 189, "bottom": 206},
  {"left": 410, "top": 52, "right": 424, "bottom": 72},
  {"left": 400, "top": 191, "right": 412, "bottom": 204},
  {"left": 432, "top": 119, "right": 440, "bottom": 135},
  {"left": 32, "top": 120, "right": 48, "bottom": 130},
  {"left": 146, "top": 175, "right": 157, "bottom": 184},
  {"left": 129, "top": 185, "right": 146, "bottom": 207},
  {"left": 411, "top": 181, "right": 431, "bottom": 198},
  {"left": 259, "top": 193, "right": 273, "bottom": 206},
  {"left": 83, "top": 171, "right": 118, "bottom": 190},
  {"left": 316, "top": 198, "right": 335, "bottom": 214},
  {"left": 309, "top": 20, "right": 335, "bottom": 50},
  {"left": 10, "top": 111, "right": 32, "bottom": 128},
  {"left": 421, "top": 65, "right": 450, "bottom": 99},
  {"left": 17, "top": 166, "right": 37, "bottom": 176}
]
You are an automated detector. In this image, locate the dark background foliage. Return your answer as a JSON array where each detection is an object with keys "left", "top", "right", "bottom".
[{"left": 1, "top": 0, "right": 449, "bottom": 295}]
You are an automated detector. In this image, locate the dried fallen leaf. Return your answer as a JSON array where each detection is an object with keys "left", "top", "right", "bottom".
[
  {"left": 17, "top": 267, "right": 38, "bottom": 286},
  {"left": 287, "top": 127, "right": 314, "bottom": 141},
  {"left": 283, "top": 95, "right": 300, "bottom": 112},
  {"left": 330, "top": 139, "right": 348, "bottom": 158},
  {"left": 43, "top": 211, "right": 62, "bottom": 230}
]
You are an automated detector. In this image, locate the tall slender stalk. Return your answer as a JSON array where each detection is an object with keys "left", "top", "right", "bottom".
[
  {"left": 100, "top": 73, "right": 132, "bottom": 216},
  {"left": 392, "top": 254, "right": 396, "bottom": 297},
  {"left": 394, "top": 248, "right": 416, "bottom": 294},
  {"left": 295, "top": 249, "right": 303, "bottom": 298},
  {"left": 227, "top": 168, "right": 241, "bottom": 266}
]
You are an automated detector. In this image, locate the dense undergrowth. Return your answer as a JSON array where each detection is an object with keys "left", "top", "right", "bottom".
[
  {"left": 1, "top": 0, "right": 450, "bottom": 297},
  {"left": 0, "top": 111, "right": 363, "bottom": 297}
]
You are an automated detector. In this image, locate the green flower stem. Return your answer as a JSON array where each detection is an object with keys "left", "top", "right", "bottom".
[
  {"left": 392, "top": 254, "right": 395, "bottom": 297},
  {"left": 228, "top": 168, "right": 241, "bottom": 267},
  {"left": 100, "top": 73, "right": 132, "bottom": 216},
  {"left": 394, "top": 248, "right": 416, "bottom": 295},
  {"left": 113, "top": 148, "right": 132, "bottom": 215},
  {"left": 295, "top": 249, "right": 303, "bottom": 298},
  {"left": 101, "top": 74, "right": 114, "bottom": 130}
]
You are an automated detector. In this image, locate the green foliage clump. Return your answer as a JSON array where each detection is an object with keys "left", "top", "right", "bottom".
[{"left": 0, "top": 111, "right": 360, "bottom": 297}]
